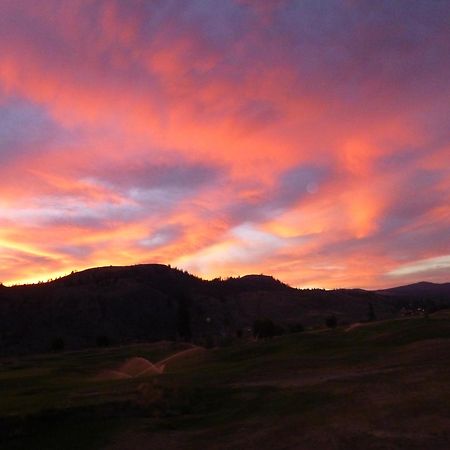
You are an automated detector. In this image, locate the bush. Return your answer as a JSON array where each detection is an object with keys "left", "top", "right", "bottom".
[
  {"left": 368, "top": 303, "right": 376, "bottom": 322},
  {"left": 51, "top": 337, "right": 65, "bottom": 352},
  {"left": 253, "top": 318, "right": 275, "bottom": 338},
  {"left": 203, "top": 335, "right": 215, "bottom": 349},
  {"left": 325, "top": 315, "right": 338, "bottom": 329},
  {"left": 253, "top": 319, "right": 284, "bottom": 339},
  {"left": 96, "top": 335, "right": 111, "bottom": 347},
  {"left": 288, "top": 323, "right": 305, "bottom": 333},
  {"left": 218, "top": 336, "right": 234, "bottom": 347},
  {"left": 273, "top": 324, "right": 286, "bottom": 336}
]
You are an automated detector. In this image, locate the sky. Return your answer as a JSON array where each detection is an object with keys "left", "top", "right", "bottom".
[{"left": 0, "top": 0, "right": 449, "bottom": 289}]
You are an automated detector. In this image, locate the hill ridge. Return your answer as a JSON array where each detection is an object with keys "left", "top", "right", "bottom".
[{"left": 0, "top": 264, "right": 449, "bottom": 356}]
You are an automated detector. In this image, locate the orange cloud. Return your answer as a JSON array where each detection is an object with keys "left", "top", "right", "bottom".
[{"left": 0, "top": 0, "right": 449, "bottom": 288}]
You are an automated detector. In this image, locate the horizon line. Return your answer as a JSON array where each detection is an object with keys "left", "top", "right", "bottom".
[{"left": 1, "top": 262, "right": 447, "bottom": 292}]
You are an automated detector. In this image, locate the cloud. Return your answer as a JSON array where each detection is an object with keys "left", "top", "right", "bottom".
[
  {"left": 139, "top": 224, "right": 183, "bottom": 250},
  {"left": 0, "top": 0, "right": 449, "bottom": 287},
  {"left": 87, "top": 158, "right": 224, "bottom": 193},
  {"left": 0, "top": 97, "right": 74, "bottom": 164},
  {"left": 387, "top": 254, "right": 450, "bottom": 280}
]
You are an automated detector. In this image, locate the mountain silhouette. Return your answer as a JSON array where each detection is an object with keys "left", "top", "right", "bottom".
[{"left": 0, "top": 264, "right": 448, "bottom": 355}]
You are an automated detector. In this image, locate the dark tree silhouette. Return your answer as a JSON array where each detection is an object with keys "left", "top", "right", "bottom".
[
  {"left": 289, "top": 323, "right": 305, "bottom": 333},
  {"left": 51, "top": 337, "right": 65, "bottom": 352},
  {"left": 325, "top": 315, "right": 338, "bottom": 328},
  {"left": 368, "top": 302, "right": 376, "bottom": 322},
  {"left": 96, "top": 335, "right": 111, "bottom": 347},
  {"left": 253, "top": 318, "right": 282, "bottom": 339},
  {"left": 176, "top": 292, "right": 192, "bottom": 342}
]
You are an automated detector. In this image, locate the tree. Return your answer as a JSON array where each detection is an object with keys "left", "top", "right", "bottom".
[
  {"left": 96, "top": 335, "right": 111, "bottom": 347},
  {"left": 368, "top": 302, "right": 376, "bottom": 322},
  {"left": 176, "top": 292, "right": 192, "bottom": 342},
  {"left": 253, "top": 318, "right": 278, "bottom": 339},
  {"left": 289, "top": 323, "right": 305, "bottom": 333},
  {"left": 51, "top": 337, "right": 65, "bottom": 352}
]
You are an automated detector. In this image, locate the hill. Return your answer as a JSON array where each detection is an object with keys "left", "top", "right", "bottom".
[
  {"left": 378, "top": 281, "right": 450, "bottom": 299},
  {"left": 0, "top": 264, "right": 449, "bottom": 355}
]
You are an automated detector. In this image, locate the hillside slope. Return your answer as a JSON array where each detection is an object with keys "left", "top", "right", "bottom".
[
  {"left": 1, "top": 313, "right": 450, "bottom": 450},
  {"left": 0, "top": 265, "right": 449, "bottom": 355}
]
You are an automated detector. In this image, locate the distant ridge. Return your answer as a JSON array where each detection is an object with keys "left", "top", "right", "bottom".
[
  {"left": 0, "top": 264, "right": 449, "bottom": 356},
  {"left": 378, "top": 281, "right": 450, "bottom": 298},
  {"left": 4, "top": 263, "right": 448, "bottom": 292}
]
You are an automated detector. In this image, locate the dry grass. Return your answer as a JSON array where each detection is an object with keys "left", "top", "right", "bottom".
[{"left": 1, "top": 314, "right": 450, "bottom": 450}]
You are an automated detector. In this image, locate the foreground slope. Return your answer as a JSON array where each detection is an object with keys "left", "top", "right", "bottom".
[{"left": 1, "top": 311, "right": 449, "bottom": 449}]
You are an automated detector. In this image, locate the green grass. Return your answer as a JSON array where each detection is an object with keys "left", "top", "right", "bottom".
[{"left": 1, "top": 314, "right": 450, "bottom": 449}]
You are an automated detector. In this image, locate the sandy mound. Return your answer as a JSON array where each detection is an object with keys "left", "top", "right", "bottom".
[
  {"left": 96, "top": 369, "right": 132, "bottom": 381},
  {"left": 119, "top": 357, "right": 162, "bottom": 377},
  {"left": 346, "top": 323, "right": 363, "bottom": 332},
  {"left": 95, "top": 346, "right": 206, "bottom": 381},
  {"left": 96, "top": 358, "right": 161, "bottom": 381},
  {"left": 157, "top": 346, "right": 206, "bottom": 371}
]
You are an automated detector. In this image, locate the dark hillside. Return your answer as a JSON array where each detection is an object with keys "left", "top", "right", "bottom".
[
  {"left": 0, "top": 265, "right": 449, "bottom": 355},
  {"left": 378, "top": 281, "right": 450, "bottom": 298},
  {"left": 377, "top": 281, "right": 450, "bottom": 311}
]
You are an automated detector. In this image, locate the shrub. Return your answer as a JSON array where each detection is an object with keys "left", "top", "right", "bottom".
[
  {"left": 253, "top": 318, "right": 275, "bottom": 338},
  {"left": 325, "top": 315, "right": 338, "bottom": 329},
  {"left": 253, "top": 318, "right": 284, "bottom": 339},
  {"left": 273, "top": 324, "right": 286, "bottom": 336},
  {"left": 218, "top": 336, "right": 234, "bottom": 347},
  {"left": 96, "top": 335, "right": 111, "bottom": 347},
  {"left": 176, "top": 292, "right": 192, "bottom": 342},
  {"left": 289, "top": 323, "right": 305, "bottom": 333},
  {"left": 368, "top": 302, "right": 376, "bottom": 322},
  {"left": 203, "top": 335, "right": 215, "bottom": 349},
  {"left": 51, "top": 337, "right": 65, "bottom": 352}
]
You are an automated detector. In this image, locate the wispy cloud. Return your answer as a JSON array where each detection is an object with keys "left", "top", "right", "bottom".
[{"left": 0, "top": 0, "right": 449, "bottom": 288}]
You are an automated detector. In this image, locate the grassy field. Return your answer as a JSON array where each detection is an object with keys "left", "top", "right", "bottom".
[{"left": 1, "top": 312, "right": 450, "bottom": 449}]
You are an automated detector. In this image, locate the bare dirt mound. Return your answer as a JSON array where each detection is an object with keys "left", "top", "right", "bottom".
[
  {"left": 95, "top": 357, "right": 161, "bottom": 381},
  {"left": 156, "top": 346, "right": 206, "bottom": 371},
  {"left": 95, "top": 346, "right": 206, "bottom": 381},
  {"left": 96, "top": 369, "right": 132, "bottom": 381},
  {"left": 119, "top": 357, "right": 162, "bottom": 377},
  {"left": 346, "top": 322, "right": 363, "bottom": 332}
]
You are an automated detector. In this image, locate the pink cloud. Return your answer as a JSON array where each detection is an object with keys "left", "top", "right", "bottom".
[{"left": 0, "top": 0, "right": 449, "bottom": 287}]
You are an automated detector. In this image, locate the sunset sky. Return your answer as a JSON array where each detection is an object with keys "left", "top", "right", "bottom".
[{"left": 0, "top": 0, "right": 449, "bottom": 288}]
